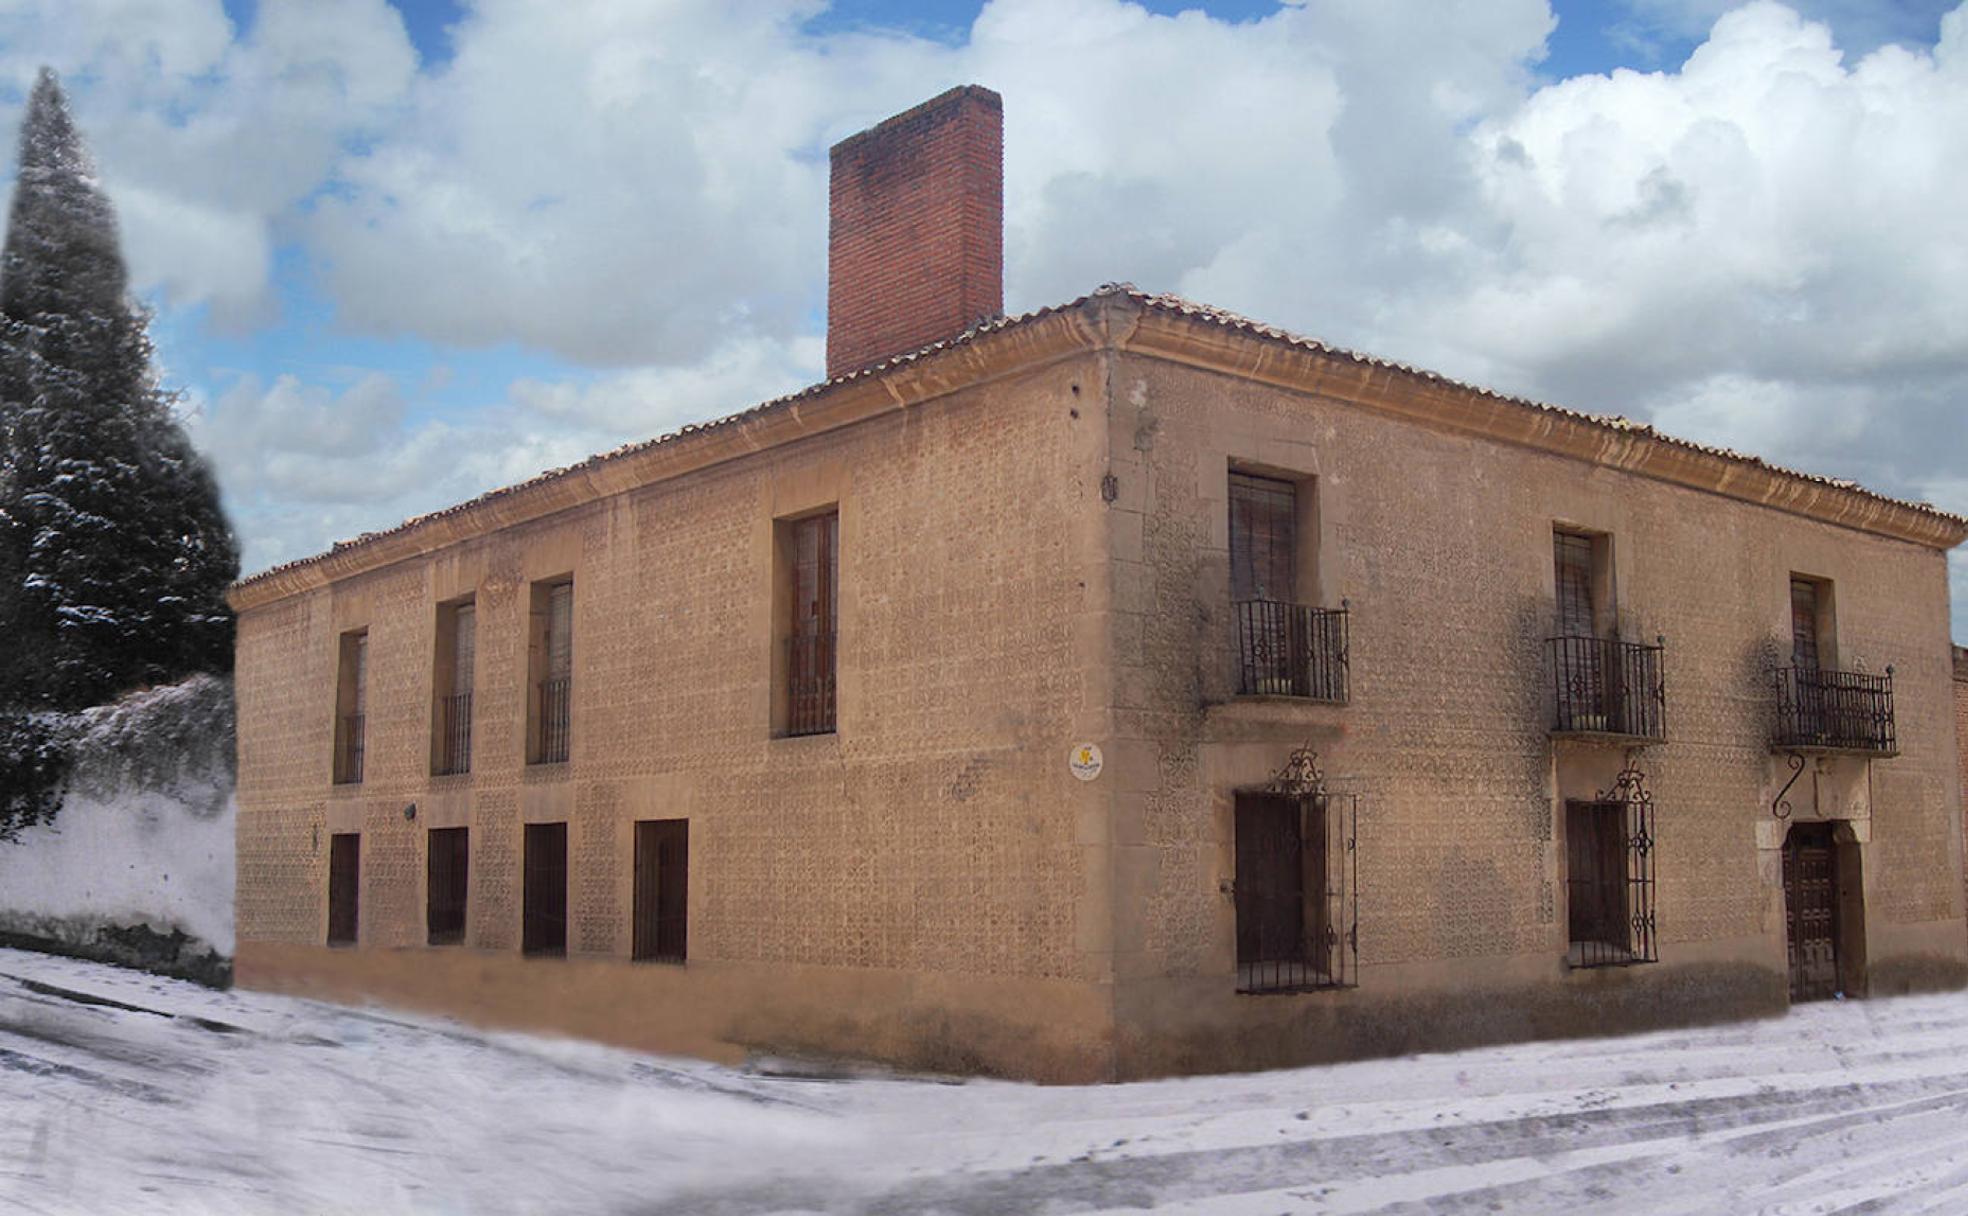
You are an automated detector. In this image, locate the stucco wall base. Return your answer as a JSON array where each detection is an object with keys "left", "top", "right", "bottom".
[
  {"left": 1868, "top": 952, "right": 1968, "bottom": 996},
  {"left": 1112, "top": 960, "right": 1790, "bottom": 1080},
  {"left": 235, "top": 942, "right": 1115, "bottom": 1083}
]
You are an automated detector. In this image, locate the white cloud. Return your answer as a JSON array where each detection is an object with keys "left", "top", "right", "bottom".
[
  {"left": 0, "top": 0, "right": 416, "bottom": 324},
  {"left": 9, "top": 0, "right": 1968, "bottom": 634}
]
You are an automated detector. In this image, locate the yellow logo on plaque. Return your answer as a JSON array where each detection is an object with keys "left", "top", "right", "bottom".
[{"left": 1069, "top": 743, "right": 1103, "bottom": 782}]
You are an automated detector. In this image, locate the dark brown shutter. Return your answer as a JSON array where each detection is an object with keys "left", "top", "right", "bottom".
[
  {"left": 1229, "top": 473, "right": 1295, "bottom": 603},
  {"left": 1566, "top": 801, "right": 1627, "bottom": 949},
  {"left": 327, "top": 833, "right": 360, "bottom": 945},
  {"left": 522, "top": 822, "right": 568, "bottom": 956},
  {"left": 1554, "top": 532, "right": 1595, "bottom": 638},
  {"left": 451, "top": 605, "right": 475, "bottom": 697},
  {"left": 426, "top": 827, "right": 468, "bottom": 945},
  {"left": 633, "top": 819, "right": 688, "bottom": 963},
  {"left": 789, "top": 513, "right": 838, "bottom": 735},
  {"left": 1790, "top": 579, "right": 1820, "bottom": 670}
]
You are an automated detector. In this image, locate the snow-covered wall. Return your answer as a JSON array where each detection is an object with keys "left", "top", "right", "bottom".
[{"left": 0, "top": 675, "right": 234, "bottom": 984}]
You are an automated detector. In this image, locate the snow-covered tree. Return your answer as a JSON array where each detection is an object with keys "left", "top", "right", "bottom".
[{"left": 0, "top": 68, "right": 238, "bottom": 717}]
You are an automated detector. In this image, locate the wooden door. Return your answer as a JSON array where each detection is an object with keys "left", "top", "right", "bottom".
[
  {"left": 523, "top": 822, "right": 568, "bottom": 956},
  {"left": 426, "top": 827, "right": 468, "bottom": 945},
  {"left": 1784, "top": 823, "right": 1840, "bottom": 1001},
  {"left": 327, "top": 833, "right": 359, "bottom": 945},
  {"left": 633, "top": 819, "right": 688, "bottom": 963}
]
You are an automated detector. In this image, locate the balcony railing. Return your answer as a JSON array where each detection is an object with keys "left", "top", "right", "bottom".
[
  {"left": 536, "top": 676, "right": 571, "bottom": 764},
  {"left": 1235, "top": 600, "right": 1348, "bottom": 702},
  {"left": 1547, "top": 636, "right": 1666, "bottom": 741},
  {"left": 335, "top": 713, "right": 365, "bottom": 785},
  {"left": 787, "top": 629, "right": 837, "bottom": 737},
  {"left": 435, "top": 692, "right": 473, "bottom": 776},
  {"left": 1773, "top": 666, "right": 1896, "bottom": 754}
]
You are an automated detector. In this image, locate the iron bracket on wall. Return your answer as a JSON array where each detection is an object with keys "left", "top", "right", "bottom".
[{"left": 1772, "top": 750, "right": 1806, "bottom": 820}]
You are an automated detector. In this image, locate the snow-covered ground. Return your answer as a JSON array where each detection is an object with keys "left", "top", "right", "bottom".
[
  {"left": 5, "top": 949, "right": 1968, "bottom": 1215},
  {"left": 0, "top": 677, "right": 234, "bottom": 967}
]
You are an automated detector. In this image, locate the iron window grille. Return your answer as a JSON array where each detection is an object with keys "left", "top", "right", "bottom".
[
  {"left": 1235, "top": 747, "right": 1360, "bottom": 994},
  {"left": 1772, "top": 666, "right": 1895, "bottom": 754},
  {"left": 1235, "top": 600, "right": 1348, "bottom": 702},
  {"left": 335, "top": 713, "right": 366, "bottom": 785},
  {"left": 787, "top": 628, "right": 837, "bottom": 737},
  {"left": 1565, "top": 764, "right": 1657, "bottom": 969},
  {"left": 536, "top": 677, "right": 571, "bottom": 764},
  {"left": 1547, "top": 635, "right": 1666, "bottom": 740},
  {"left": 436, "top": 692, "right": 473, "bottom": 776}
]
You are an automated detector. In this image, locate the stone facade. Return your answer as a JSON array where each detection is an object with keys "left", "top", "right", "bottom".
[
  {"left": 1956, "top": 644, "right": 1968, "bottom": 935},
  {"left": 229, "top": 90, "right": 1968, "bottom": 1082},
  {"left": 231, "top": 290, "right": 1968, "bottom": 1081}
]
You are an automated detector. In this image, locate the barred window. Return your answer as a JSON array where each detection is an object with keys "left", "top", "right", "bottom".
[{"left": 1566, "top": 797, "right": 1657, "bottom": 968}]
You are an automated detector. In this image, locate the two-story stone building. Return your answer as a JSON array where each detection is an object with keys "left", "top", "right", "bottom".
[{"left": 229, "top": 87, "right": 1968, "bottom": 1082}]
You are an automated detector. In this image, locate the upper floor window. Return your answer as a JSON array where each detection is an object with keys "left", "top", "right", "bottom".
[
  {"left": 433, "top": 599, "right": 475, "bottom": 776},
  {"left": 1547, "top": 528, "right": 1663, "bottom": 739},
  {"left": 528, "top": 579, "right": 573, "bottom": 764},
  {"left": 333, "top": 630, "right": 368, "bottom": 785},
  {"left": 1230, "top": 472, "right": 1295, "bottom": 604},
  {"left": 1229, "top": 471, "right": 1344, "bottom": 701},
  {"left": 785, "top": 512, "right": 838, "bottom": 736},
  {"left": 1774, "top": 574, "right": 1890, "bottom": 753},
  {"left": 1554, "top": 529, "right": 1599, "bottom": 639},
  {"left": 1790, "top": 576, "right": 1831, "bottom": 670}
]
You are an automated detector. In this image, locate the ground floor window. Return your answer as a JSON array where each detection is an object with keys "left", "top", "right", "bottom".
[
  {"left": 427, "top": 826, "right": 468, "bottom": 946},
  {"left": 1565, "top": 794, "right": 1657, "bottom": 967},
  {"left": 327, "top": 832, "right": 360, "bottom": 946},
  {"left": 522, "top": 822, "right": 568, "bottom": 956},
  {"left": 632, "top": 819, "right": 688, "bottom": 963},
  {"left": 1235, "top": 790, "right": 1356, "bottom": 993}
]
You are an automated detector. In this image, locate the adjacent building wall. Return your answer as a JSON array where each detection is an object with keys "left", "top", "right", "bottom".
[
  {"left": 1099, "top": 310, "right": 1968, "bottom": 1077},
  {"left": 235, "top": 348, "right": 1124, "bottom": 1081},
  {"left": 1956, "top": 644, "right": 1968, "bottom": 936}
]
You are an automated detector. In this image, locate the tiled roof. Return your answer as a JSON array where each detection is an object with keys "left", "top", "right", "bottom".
[{"left": 233, "top": 283, "right": 1967, "bottom": 592}]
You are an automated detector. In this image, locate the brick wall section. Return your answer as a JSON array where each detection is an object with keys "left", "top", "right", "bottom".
[
  {"left": 1956, "top": 644, "right": 1968, "bottom": 934},
  {"left": 826, "top": 85, "right": 1002, "bottom": 379}
]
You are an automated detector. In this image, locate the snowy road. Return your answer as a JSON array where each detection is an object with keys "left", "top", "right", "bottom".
[{"left": 5, "top": 950, "right": 1968, "bottom": 1214}]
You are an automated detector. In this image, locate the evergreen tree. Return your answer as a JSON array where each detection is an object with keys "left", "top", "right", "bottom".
[{"left": 0, "top": 68, "right": 239, "bottom": 717}]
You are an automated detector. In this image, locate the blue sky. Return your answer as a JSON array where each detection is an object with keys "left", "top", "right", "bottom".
[{"left": 8, "top": 0, "right": 1968, "bottom": 638}]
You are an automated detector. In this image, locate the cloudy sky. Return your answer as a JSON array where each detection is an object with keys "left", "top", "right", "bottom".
[{"left": 2, "top": 0, "right": 1966, "bottom": 636}]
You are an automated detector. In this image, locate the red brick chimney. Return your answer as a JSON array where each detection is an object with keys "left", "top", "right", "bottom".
[{"left": 827, "top": 85, "right": 1003, "bottom": 380}]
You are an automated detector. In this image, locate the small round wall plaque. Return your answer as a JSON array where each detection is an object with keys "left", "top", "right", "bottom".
[{"left": 1069, "top": 743, "right": 1104, "bottom": 782}]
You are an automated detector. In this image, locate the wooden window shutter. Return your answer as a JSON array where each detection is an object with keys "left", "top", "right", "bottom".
[
  {"left": 1790, "top": 579, "right": 1820, "bottom": 671},
  {"left": 1554, "top": 532, "right": 1595, "bottom": 638},
  {"left": 1229, "top": 473, "right": 1295, "bottom": 603}
]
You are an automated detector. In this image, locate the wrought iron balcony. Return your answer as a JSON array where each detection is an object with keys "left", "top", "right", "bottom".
[
  {"left": 536, "top": 676, "right": 571, "bottom": 764},
  {"left": 334, "top": 713, "right": 365, "bottom": 785},
  {"left": 1546, "top": 635, "right": 1666, "bottom": 742},
  {"left": 787, "top": 628, "right": 837, "bottom": 737},
  {"left": 435, "top": 692, "right": 473, "bottom": 776},
  {"left": 1772, "top": 665, "right": 1896, "bottom": 755},
  {"left": 1235, "top": 600, "right": 1348, "bottom": 703}
]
